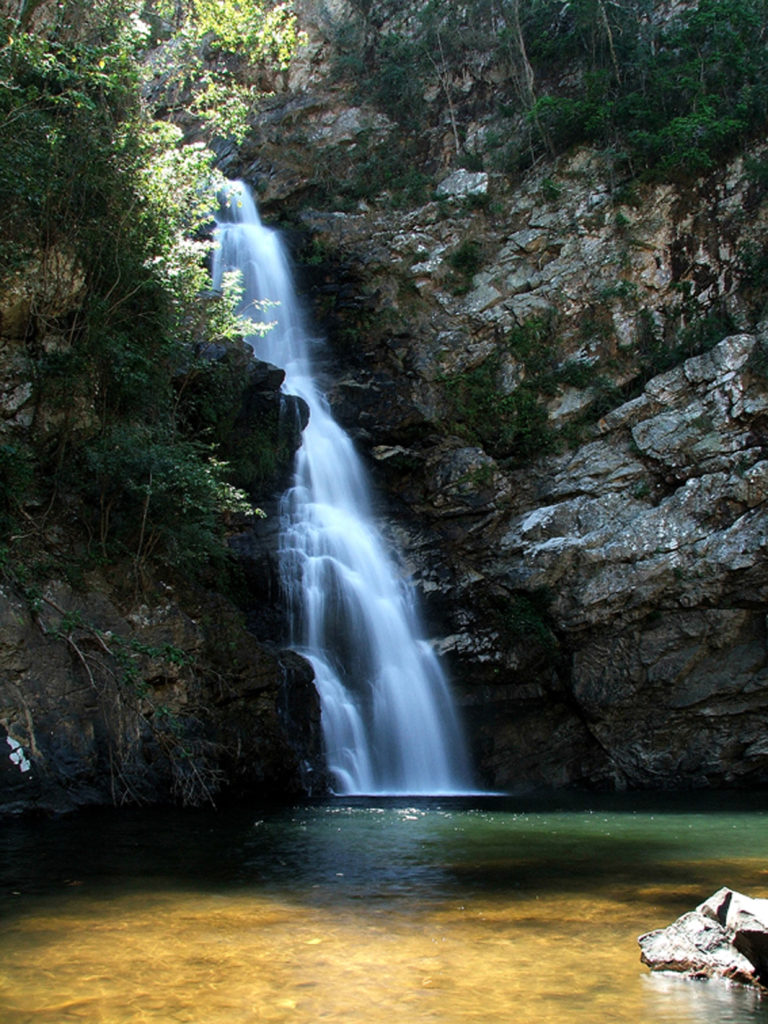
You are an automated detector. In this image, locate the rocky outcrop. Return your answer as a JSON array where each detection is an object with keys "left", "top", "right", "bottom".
[
  {"left": 0, "top": 578, "right": 326, "bottom": 816},
  {"left": 279, "top": 140, "right": 768, "bottom": 789},
  {"left": 5, "top": 0, "right": 768, "bottom": 801},
  {"left": 196, "top": 0, "right": 768, "bottom": 792},
  {"left": 0, "top": 246, "right": 90, "bottom": 441},
  {"left": 368, "top": 334, "right": 768, "bottom": 789},
  {"left": 0, "top": 249, "right": 325, "bottom": 816},
  {"left": 639, "top": 888, "right": 768, "bottom": 988}
]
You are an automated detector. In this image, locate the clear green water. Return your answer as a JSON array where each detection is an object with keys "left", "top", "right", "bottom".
[{"left": 1, "top": 793, "right": 768, "bottom": 1023}]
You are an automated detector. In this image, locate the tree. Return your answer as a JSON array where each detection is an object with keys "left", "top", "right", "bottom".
[{"left": 0, "top": 0, "right": 298, "bottom": 586}]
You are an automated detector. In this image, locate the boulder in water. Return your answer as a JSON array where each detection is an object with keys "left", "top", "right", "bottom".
[{"left": 639, "top": 887, "right": 768, "bottom": 989}]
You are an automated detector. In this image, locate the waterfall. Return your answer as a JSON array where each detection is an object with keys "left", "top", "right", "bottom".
[{"left": 213, "top": 181, "right": 473, "bottom": 795}]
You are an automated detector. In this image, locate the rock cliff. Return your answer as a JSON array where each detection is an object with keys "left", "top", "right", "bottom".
[
  {"left": 0, "top": 248, "right": 326, "bottom": 815},
  {"left": 0, "top": 579, "right": 325, "bottom": 814},
  {"left": 216, "top": 0, "right": 768, "bottom": 790},
  {"left": 3, "top": 0, "right": 768, "bottom": 808}
]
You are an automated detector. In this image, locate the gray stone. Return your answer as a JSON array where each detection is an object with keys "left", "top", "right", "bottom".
[
  {"left": 640, "top": 889, "right": 768, "bottom": 989},
  {"left": 464, "top": 282, "right": 503, "bottom": 314},
  {"left": 435, "top": 170, "right": 488, "bottom": 198},
  {"left": 306, "top": 106, "right": 393, "bottom": 146},
  {"left": 639, "top": 910, "right": 758, "bottom": 985}
]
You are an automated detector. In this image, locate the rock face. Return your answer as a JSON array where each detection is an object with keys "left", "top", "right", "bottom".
[
  {"left": 470, "top": 334, "right": 768, "bottom": 788},
  {"left": 0, "top": 579, "right": 326, "bottom": 816},
  {"left": 639, "top": 888, "right": 768, "bottom": 988},
  {"left": 207, "top": 0, "right": 768, "bottom": 792},
  {"left": 367, "top": 332, "right": 768, "bottom": 791},
  {"left": 0, "top": 247, "right": 326, "bottom": 816},
  {"left": 3, "top": 0, "right": 768, "bottom": 805}
]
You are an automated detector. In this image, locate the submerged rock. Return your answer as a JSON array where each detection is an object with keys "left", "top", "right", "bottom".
[{"left": 639, "top": 888, "right": 768, "bottom": 989}]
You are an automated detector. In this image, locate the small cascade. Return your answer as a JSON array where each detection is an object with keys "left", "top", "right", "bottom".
[{"left": 213, "top": 181, "right": 473, "bottom": 795}]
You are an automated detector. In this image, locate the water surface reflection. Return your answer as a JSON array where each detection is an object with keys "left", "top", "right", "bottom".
[{"left": 2, "top": 793, "right": 768, "bottom": 1023}]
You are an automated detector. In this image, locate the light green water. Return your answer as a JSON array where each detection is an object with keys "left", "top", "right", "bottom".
[{"left": 1, "top": 793, "right": 768, "bottom": 1023}]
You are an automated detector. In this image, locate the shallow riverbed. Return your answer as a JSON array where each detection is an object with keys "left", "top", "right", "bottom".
[{"left": 2, "top": 793, "right": 768, "bottom": 1023}]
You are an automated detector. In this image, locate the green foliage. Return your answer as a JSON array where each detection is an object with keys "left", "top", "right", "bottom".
[
  {"left": 739, "top": 240, "right": 768, "bottom": 291},
  {"left": 0, "top": 0, "right": 292, "bottom": 587},
  {"left": 439, "top": 314, "right": 624, "bottom": 462},
  {"left": 599, "top": 279, "right": 637, "bottom": 304},
  {"left": 309, "top": 133, "right": 431, "bottom": 209},
  {"left": 0, "top": 444, "right": 34, "bottom": 531},
  {"left": 333, "top": 0, "right": 768, "bottom": 185},
  {"left": 365, "top": 33, "right": 425, "bottom": 130},
  {"left": 632, "top": 301, "right": 738, "bottom": 392},
  {"left": 494, "top": 591, "right": 560, "bottom": 663},
  {"left": 149, "top": 0, "right": 302, "bottom": 143},
  {"left": 540, "top": 177, "right": 562, "bottom": 202},
  {"left": 77, "top": 430, "right": 260, "bottom": 573},
  {"left": 748, "top": 336, "right": 768, "bottom": 378},
  {"left": 440, "top": 352, "right": 555, "bottom": 462},
  {"left": 447, "top": 240, "right": 483, "bottom": 277},
  {"left": 447, "top": 240, "right": 483, "bottom": 294},
  {"left": 745, "top": 153, "right": 768, "bottom": 194},
  {"left": 523, "top": 0, "right": 768, "bottom": 177},
  {"left": 0, "top": 28, "right": 137, "bottom": 262},
  {"left": 158, "top": 0, "right": 301, "bottom": 66},
  {"left": 174, "top": 342, "right": 291, "bottom": 489},
  {"left": 332, "top": 0, "right": 498, "bottom": 140}
]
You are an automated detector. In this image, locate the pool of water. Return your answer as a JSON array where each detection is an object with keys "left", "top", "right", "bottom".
[{"left": 1, "top": 793, "right": 768, "bottom": 1023}]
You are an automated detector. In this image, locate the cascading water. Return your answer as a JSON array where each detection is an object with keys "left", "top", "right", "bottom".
[{"left": 213, "top": 180, "right": 473, "bottom": 795}]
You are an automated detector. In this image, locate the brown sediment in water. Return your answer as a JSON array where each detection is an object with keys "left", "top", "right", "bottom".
[{"left": 1, "top": 862, "right": 767, "bottom": 1023}]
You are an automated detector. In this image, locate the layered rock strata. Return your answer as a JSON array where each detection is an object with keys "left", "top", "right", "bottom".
[{"left": 214, "top": 11, "right": 768, "bottom": 789}]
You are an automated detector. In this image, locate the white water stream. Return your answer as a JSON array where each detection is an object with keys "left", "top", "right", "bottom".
[{"left": 213, "top": 181, "right": 472, "bottom": 795}]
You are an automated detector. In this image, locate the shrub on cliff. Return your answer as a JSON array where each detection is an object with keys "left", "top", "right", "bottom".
[
  {"left": 332, "top": 0, "right": 768, "bottom": 182},
  {"left": 0, "top": 0, "right": 296, "bottom": 590},
  {"left": 526, "top": 0, "right": 768, "bottom": 177}
]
